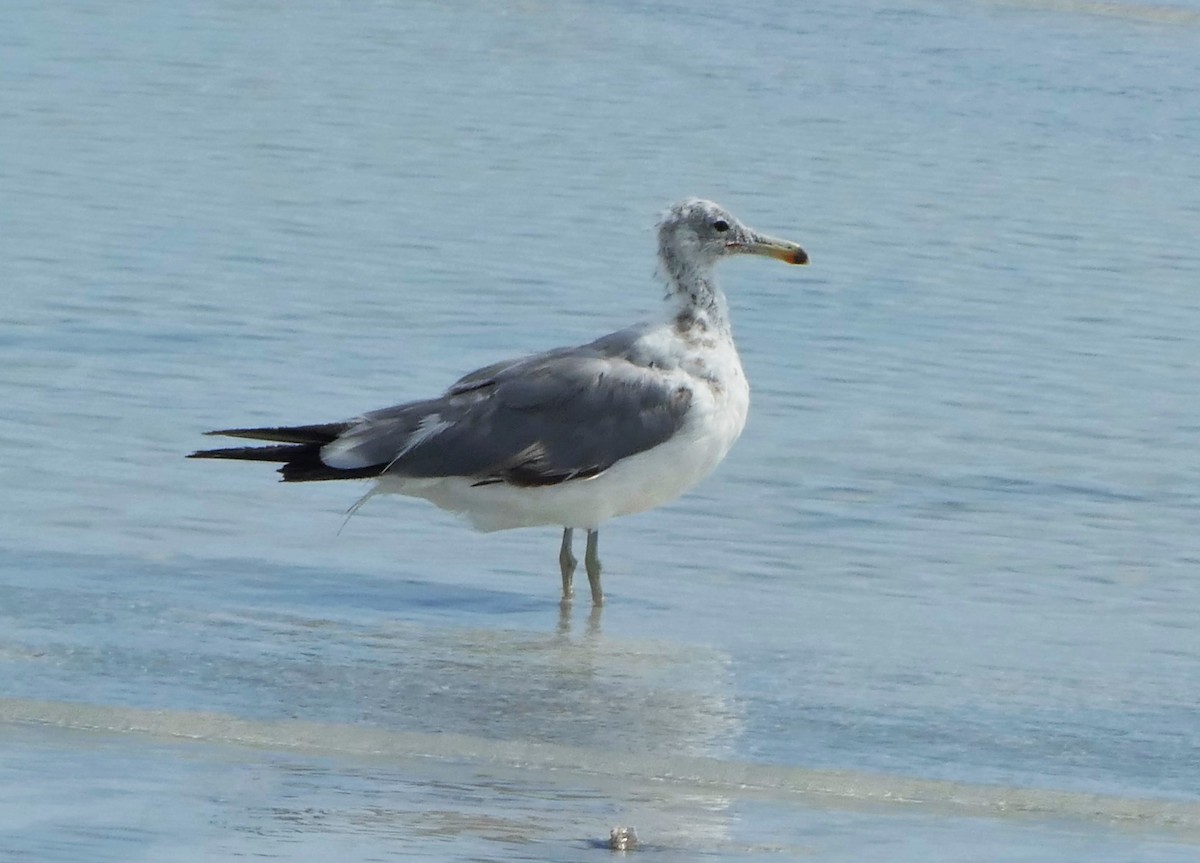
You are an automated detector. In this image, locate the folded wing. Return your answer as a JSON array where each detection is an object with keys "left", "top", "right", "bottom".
[{"left": 190, "top": 344, "right": 693, "bottom": 488}]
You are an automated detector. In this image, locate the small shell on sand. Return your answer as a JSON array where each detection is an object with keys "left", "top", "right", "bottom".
[{"left": 609, "top": 826, "right": 639, "bottom": 851}]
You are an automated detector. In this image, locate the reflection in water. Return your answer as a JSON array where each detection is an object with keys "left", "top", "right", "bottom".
[
  {"left": 1, "top": 555, "right": 744, "bottom": 761},
  {"left": 2, "top": 563, "right": 744, "bottom": 855},
  {"left": 555, "top": 600, "right": 603, "bottom": 641},
  {"left": 5, "top": 699, "right": 1199, "bottom": 848},
  {"left": 330, "top": 610, "right": 743, "bottom": 760}
]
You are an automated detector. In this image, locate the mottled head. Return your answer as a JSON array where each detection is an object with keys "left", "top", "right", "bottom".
[
  {"left": 657, "top": 199, "right": 808, "bottom": 274},
  {"left": 655, "top": 199, "right": 807, "bottom": 317}
]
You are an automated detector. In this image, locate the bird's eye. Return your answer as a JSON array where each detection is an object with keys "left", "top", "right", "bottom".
[{"left": 712, "top": 219, "right": 730, "bottom": 233}]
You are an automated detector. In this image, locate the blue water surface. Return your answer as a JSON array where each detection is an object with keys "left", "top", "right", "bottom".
[{"left": 2, "top": 0, "right": 1199, "bottom": 859}]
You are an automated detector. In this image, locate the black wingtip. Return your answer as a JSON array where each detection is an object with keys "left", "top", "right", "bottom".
[
  {"left": 198, "top": 422, "right": 352, "bottom": 445},
  {"left": 187, "top": 448, "right": 238, "bottom": 459},
  {"left": 188, "top": 439, "right": 387, "bottom": 482}
]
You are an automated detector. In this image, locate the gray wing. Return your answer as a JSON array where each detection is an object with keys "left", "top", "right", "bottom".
[
  {"left": 443, "top": 326, "right": 643, "bottom": 396},
  {"left": 322, "top": 337, "right": 692, "bottom": 487}
]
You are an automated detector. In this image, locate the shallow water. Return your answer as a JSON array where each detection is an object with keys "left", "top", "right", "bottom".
[{"left": 3, "top": 0, "right": 1200, "bottom": 859}]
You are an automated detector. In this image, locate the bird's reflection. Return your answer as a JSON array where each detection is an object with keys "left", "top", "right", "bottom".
[
  {"left": 555, "top": 598, "right": 603, "bottom": 640},
  {"left": 216, "top": 586, "right": 740, "bottom": 763}
]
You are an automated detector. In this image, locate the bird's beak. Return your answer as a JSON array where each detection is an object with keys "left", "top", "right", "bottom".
[{"left": 730, "top": 231, "right": 809, "bottom": 265}]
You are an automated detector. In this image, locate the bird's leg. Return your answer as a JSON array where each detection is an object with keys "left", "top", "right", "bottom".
[
  {"left": 559, "top": 527, "right": 577, "bottom": 602},
  {"left": 585, "top": 529, "right": 603, "bottom": 606}
]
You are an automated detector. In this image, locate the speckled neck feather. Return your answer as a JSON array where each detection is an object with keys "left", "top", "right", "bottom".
[{"left": 657, "top": 237, "right": 731, "bottom": 335}]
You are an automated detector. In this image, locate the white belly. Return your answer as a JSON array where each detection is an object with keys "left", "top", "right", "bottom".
[{"left": 374, "top": 352, "right": 750, "bottom": 532}]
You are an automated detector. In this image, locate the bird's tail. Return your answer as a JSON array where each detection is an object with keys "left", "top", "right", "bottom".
[{"left": 188, "top": 422, "right": 381, "bottom": 482}]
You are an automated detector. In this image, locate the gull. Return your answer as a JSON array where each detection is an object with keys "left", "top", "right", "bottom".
[{"left": 189, "top": 199, "right": 807, "bottom": 605}]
